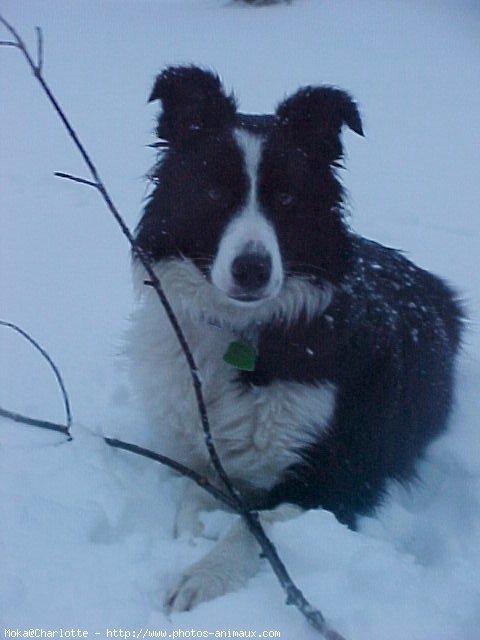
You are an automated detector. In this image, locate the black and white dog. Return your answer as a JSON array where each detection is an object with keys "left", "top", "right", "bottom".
[{"left": 128, "top": 66, "right": 463, "bottom": 611}]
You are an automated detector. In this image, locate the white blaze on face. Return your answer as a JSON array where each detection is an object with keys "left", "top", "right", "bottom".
[{"left": 210, "top": 129, "right": 283, "bottom": 304}]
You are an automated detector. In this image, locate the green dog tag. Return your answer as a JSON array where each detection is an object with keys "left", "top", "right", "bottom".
[{"left": 223, "top": 340, "right": 257, "bottom": 371}]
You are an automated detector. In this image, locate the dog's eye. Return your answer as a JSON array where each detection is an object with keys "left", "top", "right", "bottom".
[
  {"left": 278, "top": 192, "right": 295, "bottom": 207},
  {"left": 207, "top": 187, "right": 224, "bottom": 202}
]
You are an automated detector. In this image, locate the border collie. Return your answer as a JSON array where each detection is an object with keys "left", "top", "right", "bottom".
[{"left": 128, "top": 66, "right": 463, "bottom": 611}]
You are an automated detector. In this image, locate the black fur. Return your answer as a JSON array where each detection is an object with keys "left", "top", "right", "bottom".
[
  {"left": 243, "top": 237, "right": 462, "bottom": 526},
  {"left": 148, "top": 66, "right": 237, "bottom": 145},
  {"left": 137, "top": 66, "right": 464, "bottom": 529},
  {"left": 275, "top": 86, "right": 363, "bottom": 162}
]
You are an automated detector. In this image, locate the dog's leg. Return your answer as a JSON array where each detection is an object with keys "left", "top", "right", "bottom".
[
  {"left": 174, "top": 479, "right": 225, "bottom": 539},
  {"left": 166, "top": 503, "right": 301, "bottom": 612}
]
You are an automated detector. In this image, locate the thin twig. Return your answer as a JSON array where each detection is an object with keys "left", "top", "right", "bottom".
[
  {"left": 0, "top": 401, "right": 234, "bottom": 508},
  {"left": 0, "top": 406, "right": 70, "bottom": 437},
  {"left": 0, "top": 320, "right": 72, "bottom": 436},
  {"left": 55, "top": 172, "right": 98, "bottom": 188},
  {"left": 104, "top": 438, "right": 238, "bottom": 511},
  {"left": 0, "top": 18, "right": 345, "bottom": 638},
  {"left": 35, "top": 26, "right": 43, "bottom": 72}
]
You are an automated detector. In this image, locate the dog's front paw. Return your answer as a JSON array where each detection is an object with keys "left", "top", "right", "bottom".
[
  {"left": 173, "top": 508, "right": 205, "bottom": 540},
  {"left": 165, "top": 566, "right": 229, "bottom": 612},
  {"left": 165, "top": 516, "right": 262, "bottom": 612}
]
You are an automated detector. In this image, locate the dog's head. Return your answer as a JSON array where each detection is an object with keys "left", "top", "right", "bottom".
[{"left": 136, "top": 66, "right": 363, "bottom": 313}]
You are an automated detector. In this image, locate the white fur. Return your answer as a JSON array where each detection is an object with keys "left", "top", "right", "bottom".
[
  {"left": 133, "top": 257, "right": 332, "bottom": 329},
  {"left": 174, "top": 481, "right": 221, "bottom": 540},
  {"left": 128, "top": 259, "right": 335, "bottom": 492},
  {"left": 166, "top": 504, "right": 302, "bottom": 612},
  {"left": 210, "top": 130, "right": 283, "bottom": 301}
]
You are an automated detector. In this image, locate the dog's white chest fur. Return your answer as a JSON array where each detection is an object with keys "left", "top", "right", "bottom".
[{"left": 127, "top": 260, "right": 336, "bottom": 491}]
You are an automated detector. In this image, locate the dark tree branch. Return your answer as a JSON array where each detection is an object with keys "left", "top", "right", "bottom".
[
  {"left": 0, "top": 405, "right": 235, "bottom": 508},
  {"left": 0, "top": 320, "right": 72, "bottom": 437},
  {"left": 55, "top": 171, "right": 99, "bottom": 188},
  {"left": 0, "top": 406, "right": 70, "bottom": 437},
  {"left": 0, "top": 17, "right": 345, "bottom": 639},
  {"left": 35, "top": 26, "right": 43, "bottom": 73},
  {"left": 104, "top": 438, "right": 239, "bottom": 511}
]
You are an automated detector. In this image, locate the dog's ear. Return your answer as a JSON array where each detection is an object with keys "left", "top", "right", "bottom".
[
  {"left": 275, "top": 86, "right": 363, "bottom": 161},
  {"left": 149, "top": 66, "right": 237, "bottom": 145}
]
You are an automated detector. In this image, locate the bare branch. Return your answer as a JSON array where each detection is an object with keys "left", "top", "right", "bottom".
[
  {"left": 54, "top": 172, "right": 98, "bottom": 188},
  {"left": 0, "top": 320, "right": 72, "bottom": 436},
  {"left": 0, "top": 15, "right": 39, "bottom": 75},
  {"left": 104, "top": 438, "right": 238, "bottom": 511},
  {"left": 0, "top": 17, "right": 345, "bottom": 638},
  {"left": 0, "top": 406, "right": 70, "bottom": 438},
  {"left": 0, "top": 400, "right": 341, "bottom": 640},
  {"left": 0, "top": 40, "right": 19, "bottom": 47},
  {"left": 0, "top": 404, "right": 234, "bottom": 509},
  {"left": 35, "top": 26, "right": 43, "bottom": 73},
  {"left": 0, "top": 398, "right": 342, "bottom": 637},
  {"left": 0, "top": 11, "right": 240, "bottom": 507}
]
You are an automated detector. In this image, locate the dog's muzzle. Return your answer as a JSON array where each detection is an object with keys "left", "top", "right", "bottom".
[{"left": 229, "top": 251, "right": 272, "bottom": 302}]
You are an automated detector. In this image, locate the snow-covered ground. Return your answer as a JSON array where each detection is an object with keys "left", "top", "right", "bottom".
[{"left": 1, "top": 1, "right": 479, "bottom": 639}]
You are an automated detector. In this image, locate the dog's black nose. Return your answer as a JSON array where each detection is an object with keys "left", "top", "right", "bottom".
[{"left": 231, "top": 252, "right": 272, "bottom": 291}]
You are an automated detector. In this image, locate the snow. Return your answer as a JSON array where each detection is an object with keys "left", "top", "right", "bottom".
[{"left": 1, "top": 1, "right": 479, "bottom": 639}]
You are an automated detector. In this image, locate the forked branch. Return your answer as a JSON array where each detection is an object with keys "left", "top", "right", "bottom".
[
  {"left": 0, "top": 12, "right": 239, "bottom": 509},
  {"left": 0, "top": 16, "right": 345, "bottom": 639}
]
